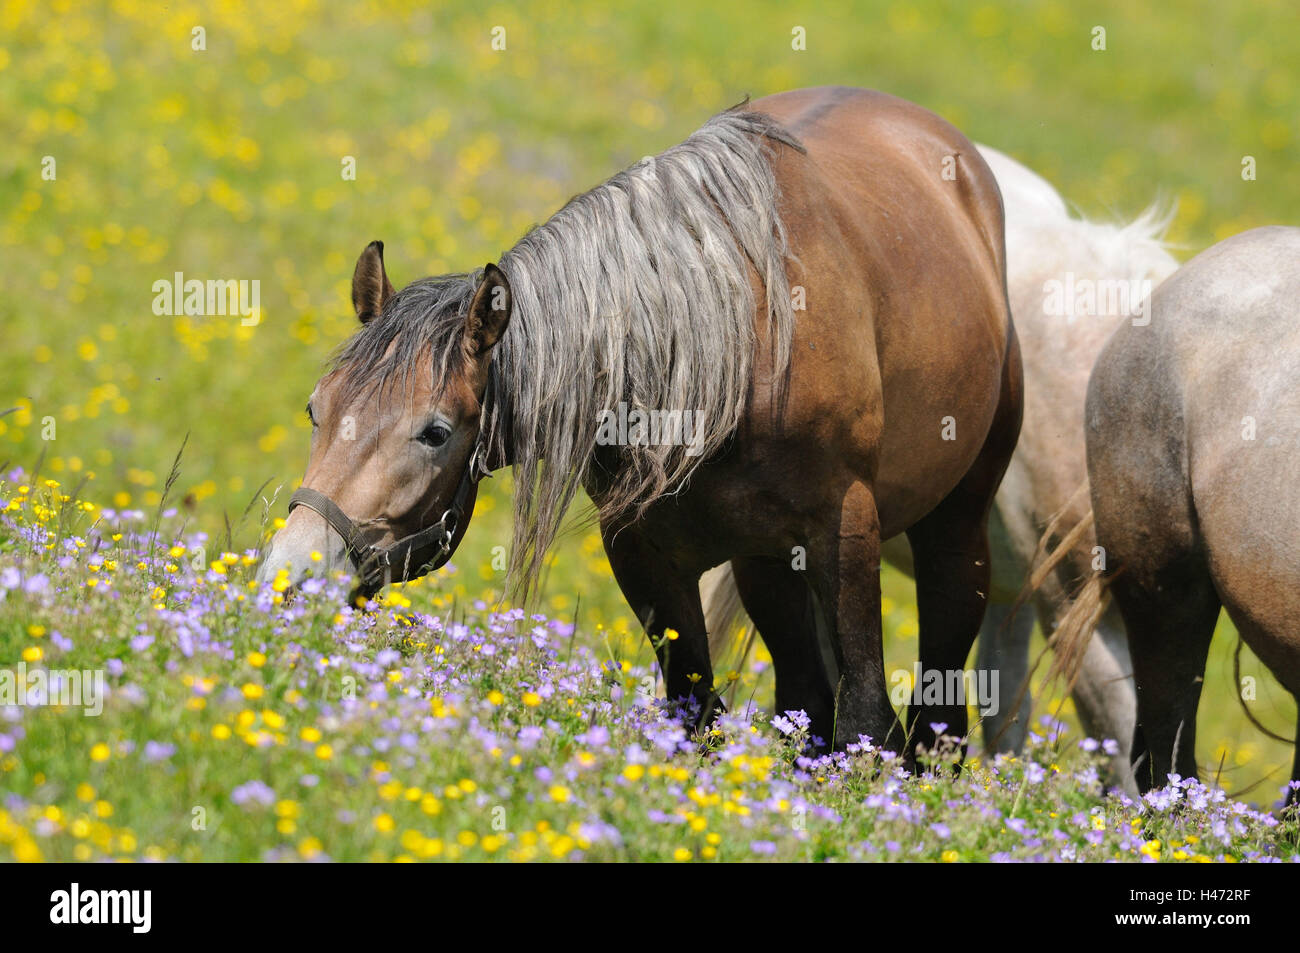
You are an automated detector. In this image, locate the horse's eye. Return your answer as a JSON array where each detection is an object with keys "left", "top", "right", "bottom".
[
  {"left": 418, "top": 423, "right": 452, "bottom": 448},
  {"left": 306, "top": 403, "right": 316, "bottom": 426}
]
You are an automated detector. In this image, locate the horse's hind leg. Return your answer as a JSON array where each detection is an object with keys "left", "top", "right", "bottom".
[
  {"left": 906, "top": 493, "right": 999, "bottom": 760},
  {"left": 731, "top": 555, "right": 837, "bottom": 747},
  {"left": 905, "top": 338, "right": 1021, "bottom": 759},
  {"left": 975, "top": 601, "right": 1034, "bottom": 754},
  {"left": 1109, "top": 560, "right": 1220, "bottom": 793},
  {"left": 1067, "top": 605, "right": 1137, "bottom": 792},
  {"left": 601, "top": 521, "right": 717, "bottom": 731}
]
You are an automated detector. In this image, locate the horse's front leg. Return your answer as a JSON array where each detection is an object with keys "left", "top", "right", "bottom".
[{"left": 601, "top": 521, "right": 719, "bottom": 732}]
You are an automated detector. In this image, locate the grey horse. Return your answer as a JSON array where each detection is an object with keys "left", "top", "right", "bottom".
[{"left": 1075, "top": 226, "right": 1300, "bottom": 805}]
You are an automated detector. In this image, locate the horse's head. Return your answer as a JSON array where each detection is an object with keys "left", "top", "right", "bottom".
[{"left": 257, "top": 241, "right": 512, "bottom": 601}]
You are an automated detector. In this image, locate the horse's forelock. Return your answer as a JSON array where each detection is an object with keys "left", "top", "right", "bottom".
[{"left": 330, "top": 272, "right": 479, "bottom": 406}]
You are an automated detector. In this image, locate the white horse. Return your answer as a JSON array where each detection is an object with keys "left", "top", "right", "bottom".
[{"left": 702, "top": 144, "right": 1178, "bottom": 788}]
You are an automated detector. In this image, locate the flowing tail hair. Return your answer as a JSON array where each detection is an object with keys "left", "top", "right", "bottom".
[
  {"left": 700, "top": 563, "right": 757, "bottom": 709},
  {"left": 1022, "top": 482, "right": 1110, "bottom": 693}
]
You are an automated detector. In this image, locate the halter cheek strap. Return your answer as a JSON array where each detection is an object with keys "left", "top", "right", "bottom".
[{"left": 287, "top": 439, "right": 487, "bottom": 592}]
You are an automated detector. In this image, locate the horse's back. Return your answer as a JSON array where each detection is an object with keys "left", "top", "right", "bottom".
[
  {"left": 754, "top": 87, "right": 1007, "bottom": 288},
  {"left": 975, "top": 144, "right": 1068, "bottom": 222}
]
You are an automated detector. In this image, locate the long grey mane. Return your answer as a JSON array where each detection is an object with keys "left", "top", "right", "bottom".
[{"left": 337, "top": 105, "right": 802, "bottom": 597}]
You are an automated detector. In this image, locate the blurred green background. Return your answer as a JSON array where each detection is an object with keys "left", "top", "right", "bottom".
[{"left": 1, "top": 0, "right": 1295, "bottom": 799}]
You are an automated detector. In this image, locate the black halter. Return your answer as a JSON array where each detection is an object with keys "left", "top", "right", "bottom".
[{"left": 287, "top": 437, "right": 489, "bottom": 593}]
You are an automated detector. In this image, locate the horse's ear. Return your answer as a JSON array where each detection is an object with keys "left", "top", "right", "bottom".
[
  {"left": 464, "top": 263, "right": 512, "bottom": 356},
  {"left": 352, "top": 240, "right": 396, "bottom": 324}
]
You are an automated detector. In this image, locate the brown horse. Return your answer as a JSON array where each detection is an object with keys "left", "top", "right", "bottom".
[
  {"left": 703, "top": 144, "right": 1177, "bottom": 789},
  {"left": 1068, "top": 226, "right": 1300, "bottom": 804},
  {"left": 258, "top": 86, "right": 1022, "bottom": 757}
]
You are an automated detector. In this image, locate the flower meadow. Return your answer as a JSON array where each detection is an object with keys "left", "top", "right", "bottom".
[
  {"left": 2, "top": 471, "right": 1297, "bottom": 863},
  {"left": 4, "top": 0, "right": 1297, "bottom": 816},
  {"left": 3, "top": 0, "right": 1299, "bottom": 867}
]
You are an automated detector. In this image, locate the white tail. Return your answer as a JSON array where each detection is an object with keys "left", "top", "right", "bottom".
[{"left": 700, "top": 562, "right": 755, "bottom": 671}]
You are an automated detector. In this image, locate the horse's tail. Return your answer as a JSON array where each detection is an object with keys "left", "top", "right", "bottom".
[
  {"left": 1021, "top": 480, "right": 1112, "bottom": 691},
  {"left": 701, "top": 563, "right": 754, "bottom": 669}
]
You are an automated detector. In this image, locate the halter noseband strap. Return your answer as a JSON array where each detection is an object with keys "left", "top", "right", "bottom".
[{"left": 287, "top": 439, "right": 487, "bottom": 592}]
